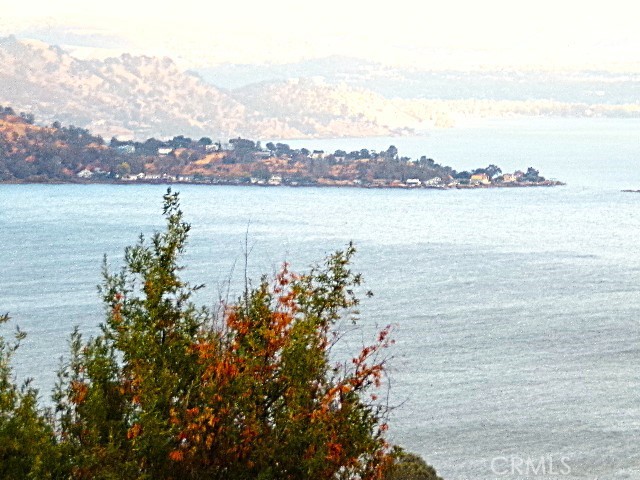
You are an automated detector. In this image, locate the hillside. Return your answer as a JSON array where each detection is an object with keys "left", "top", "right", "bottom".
[
  {"left": 0, "top": 107, "right": 560, "bottom": 190},
  {"left": 231, "top": 78, "right": 427, "bottom": 136},
  {"left": 199, "top": 56, "right": 640, "bottom": 104},
  {"left": 0, "top": 107, "right": 449, "bottom": 183},
  {"left": 0, "top": 37, "right": 425, "bottom": 140},
  {"left": 0, "top": 107, "right": 117, "bottom": 181},
  {"left": 2, "top": 36, "right": 638, "bottom": 142},
  {"left": 0, "top": 36, "right": 263, "bottom": 140}
]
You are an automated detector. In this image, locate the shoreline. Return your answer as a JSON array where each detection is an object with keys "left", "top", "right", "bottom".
[{"left": 0, "top": 178, "right": 566, "bottom": 189}]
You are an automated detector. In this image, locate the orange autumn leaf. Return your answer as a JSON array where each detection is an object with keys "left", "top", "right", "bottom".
[
  {"left": 168, "top": 449, "right": 184, "bottom": 462},
  {"left": 127, "top": 423, "right": 143, "bottom": 440},
  {"left": 70, "top": 380, "right": 88, "bottom": 405}
]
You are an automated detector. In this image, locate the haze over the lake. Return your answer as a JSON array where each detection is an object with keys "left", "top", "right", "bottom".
[{"left": 2, "top": 0, "right": 640, "bottom": 70}]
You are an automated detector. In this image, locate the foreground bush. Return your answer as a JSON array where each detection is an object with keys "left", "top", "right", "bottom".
[
  {"left": 50, "top": 190, "right": 394, "bottom": 479},
  {"left": 0, "top": 314, "right": 63, "bottom": 478},
  {"left": 1, "top": 190, "right": 443, "bottom": 479},
  {"left": 384, "top": 448, "right": 443, "bottom": 480}
]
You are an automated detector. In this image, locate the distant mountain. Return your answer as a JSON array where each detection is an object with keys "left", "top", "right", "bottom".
[
  {"left": 0, "top": 36, "right": 261, "bottom": 140},
  {"left": 197, "top": 56, "right": 640, "bottom": 104},
  {"left": 194, "top": 56, "right": 391, "bottom": 90},
  {"left": 0, "top": 37, "right": 426, "bottom": 140},
  {"left": 1, "top": 36, "right": 639, "bottom": 142},
  {"left": 230, "top": 78, "right": 426, "bottom": 137}
]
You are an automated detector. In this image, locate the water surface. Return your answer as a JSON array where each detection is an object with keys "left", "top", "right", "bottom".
[{"left": 2, "top": 118, "right": 640, "bottom": 479}]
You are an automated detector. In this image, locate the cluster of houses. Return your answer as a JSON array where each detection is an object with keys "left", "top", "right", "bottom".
[
  {"left": 468, "top": 172, "right": 521, "bottom": 185},
  {"left": 75, "top": 167, "right": 109, "bottom": 179},
  {"left": 75, "top": 169, "right": 556, "bottom": 188},
  {"left": 359, "top": 170, "right": 546, "bottom": 189},
  {"left": 74, "top": 139, "right": 560, "bottom": 188}
]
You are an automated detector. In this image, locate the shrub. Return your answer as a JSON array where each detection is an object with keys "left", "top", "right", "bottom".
[
  {"left": 0, "top": 314, "right": 62, "bottom": 479},
  {"left": 384, "top": 448, "right": 443, "bottom": 480},
  {"left": 53, "top": 189, "right": 395, "bottom": 479}
]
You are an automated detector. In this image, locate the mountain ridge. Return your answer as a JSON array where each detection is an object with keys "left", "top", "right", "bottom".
[
  {"left": 0, "top": 36, "right": 422, "bottom": 140},
  {"left": 1, "top": 36, "right": 639, "bottom": 141}
]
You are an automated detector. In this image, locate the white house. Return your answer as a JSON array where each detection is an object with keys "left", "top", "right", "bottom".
[
  {"left": 76, "top": 168, "right": 93, "bottom": 179},
  {"left": 116, "top": 144, "right": 136, "bottom": 154},
  {"left": 268, "top": 175, "right": 282, "bottom": 186},
  {"left": 425, "top": 177, "right": 442, "bottom": 186}
]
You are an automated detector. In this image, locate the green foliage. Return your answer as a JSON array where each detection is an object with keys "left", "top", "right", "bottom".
[
  {"left": 384, "top": 448, "right": 443, "bottom": 480},
  {"left": 0, "top": 314, "right": 62, "bottom": 479},
  {"left": 49, "top": 189, "right": 395, "bottom": 479},
  {"left": 0, "top": 190, "right": 442, "bottom": 478},
  {"left": 523, "top": 167, "right": 544, "bottom": 182},
  {"left": 115, "top": 161, "right": 131, "bottom": 177}
]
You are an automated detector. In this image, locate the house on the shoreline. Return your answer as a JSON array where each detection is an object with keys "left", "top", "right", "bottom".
[
  {"left": 470, "top": 173, "right": 490, "bottom": 185},
  {"left": 268, "top": 175, "right": 282, "bottom": 186},
  {"left": 425, "top": 176, "right": 443, "bottom": 186}
]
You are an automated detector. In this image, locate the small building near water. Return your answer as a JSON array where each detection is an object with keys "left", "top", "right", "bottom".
[{"left": 470, "top": 173, "right": 491, "bottom": 185}]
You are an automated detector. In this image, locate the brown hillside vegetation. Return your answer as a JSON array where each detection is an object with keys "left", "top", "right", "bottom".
[{"left": 0, "top": 106, "right": 560, "bottom": 188}]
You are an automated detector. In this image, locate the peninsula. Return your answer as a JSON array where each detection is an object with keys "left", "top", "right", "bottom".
[{"left": 0, "top": 106, "right": 563, "bottom": 189}]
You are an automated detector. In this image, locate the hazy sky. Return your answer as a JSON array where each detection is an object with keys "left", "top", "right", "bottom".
[{"left": 2, "top": 0, "right": 639, "bottom": 69}]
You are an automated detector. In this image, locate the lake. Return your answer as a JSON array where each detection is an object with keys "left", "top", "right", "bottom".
[{"left": 1, "top": 118, "right": 640, "bottom": 479}]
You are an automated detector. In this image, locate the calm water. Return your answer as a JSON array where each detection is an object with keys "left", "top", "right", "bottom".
[{"left": 2, "top": 119, "right": 640, "bottom": 479}]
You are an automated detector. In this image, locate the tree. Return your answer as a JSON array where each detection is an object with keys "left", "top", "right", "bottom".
[
  {"left": 385, "top": 146, "right": 398, "bottom": 160},
  {"left": 116, "top": 161, "right": 131, "bottom": 177},
  {"left": 170, "top": 135, "right": 193, "bottom": 149},
  {"left": 0, "top": 314, "right": 63, "bottom": 478},
  {"left": 54, "top": 190, "right": 395, "bottom": 479},
  {"left": 229, "top": 137, "right": 256, "bottom": 151},
  {"left": 484, "top": 164, "right": 502, "bottom": 179},
  {"left": 418, "top": 157, "right": 435, "bottom": 168},
  {"left": 523, "top": 167, "right": 543, "bottom": 182},
  {"left": 198, "top": 137, "right": 213, "bottom": 146},
  {"left": 19, "top": 112, "right": 35, "bottom": 124},
  {"left": 384, "top": 448, "right": 443, "bottom": 480},
  {"left": 275, "top": 142, "right": 292, "bottom": 156}
]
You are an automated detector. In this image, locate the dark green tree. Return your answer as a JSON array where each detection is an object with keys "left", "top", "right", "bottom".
[
  {"left": 485, "top": 164, "right": 502, "bottom": 179},
  {"left": 523, "top": 167, "right": 544, "bottom": 182},
  {"left": 385, "top": 146, "right": 398, "bottom": 160},
  {"left": 384, "top": 448, "right": 443, "bottom": 480}
]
